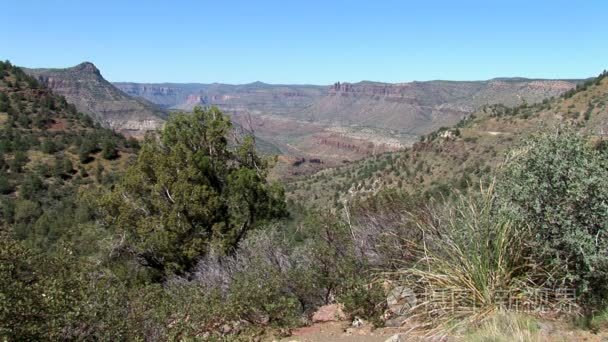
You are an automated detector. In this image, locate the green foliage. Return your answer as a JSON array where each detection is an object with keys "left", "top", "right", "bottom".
[
  {"left": 4, "top": 57, "right": 607, "bottom": 338},
  {"left": 0, "top": 173, "right": 12, "bottom": 194},
  {"left": 9, "top": 150, "right": 28, "bottom": 173},
  {"left": 41, "top": 138, "right": 57, "bottom": 154},
  {"left": 337, "top": 277, "right": 386, "bottom": 327},
  {"left": 563, "top": 70, "right": 607, "bottom": 99},
  {"left": 99, "top": 106, "right": 287, "bottom": 277},
  {"left": 0, "top": 231, "right": 178, "bottom": 340},
  {"left": 498, "top": 131, "right": 608, "bottom": 306},
  {"left": 101, "top": 138, "right": 118, "bottom": 159},
  {"left": 137, "top": 207, "right": 392, "bottom": 338},
  {"left": 287, "top": 212, "right": 387, "bottom": 323},
  {"left": 390, "top": 184, "right": 541, "bottom": 331},
  {"left": 0, "top": 62, "right": 135, "bottom": 256},
  {"left": 0, "top": 235, "right": 76, "bottom": 340},
  {"left": 0, "top": 234, "right": 129, "bottom": 340},
  {"left": 227, "top": 264, "right": 301, "bottom": 328},
  {"left": 78, "top": 136, "right": 97, "bottom": 163}
]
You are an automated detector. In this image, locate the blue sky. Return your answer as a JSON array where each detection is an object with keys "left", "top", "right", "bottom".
[{"left": 4, "top": 0, "right": 607, "bottom": 84}]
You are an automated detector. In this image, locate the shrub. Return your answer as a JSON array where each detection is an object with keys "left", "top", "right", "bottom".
[
  {"left": 0, "top": 174, "right": 12, "bottom": 194},
  {"left": 9, "top": 150, "right": 28, "bottom": 173},
  {"left": 41, "top": 139, "right": 57, "bottom": 154},
  {"left": 336, "top": 276, "right": 386, "bottom": 327},
  {"left": 498, "top": 131, "right": 608, "bottom": 307},
  {"left": 0, "top": 235, "right": 130, "bottom": 340},
  {"left": 388, "top": 183, "right": 546, "bottom": 333},
  {"left": 101, "top": 139, "right": 118, "bottom": 160}
]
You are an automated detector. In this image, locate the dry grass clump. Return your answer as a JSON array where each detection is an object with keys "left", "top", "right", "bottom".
[
  {"left": 459, "top": 312, "right": 542, "bottom": 342},
  {"left": 387, "top": 181, "right": 577, "bottom": 336}
]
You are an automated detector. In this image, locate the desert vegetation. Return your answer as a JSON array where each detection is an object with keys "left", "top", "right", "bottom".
[{"left": 2, "top": 62, "right": 608, "bottom": 341}]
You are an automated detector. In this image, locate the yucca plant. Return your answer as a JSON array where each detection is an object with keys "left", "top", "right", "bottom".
[{"left": 388, "top": 181, "right": 555, "bottom": 335}]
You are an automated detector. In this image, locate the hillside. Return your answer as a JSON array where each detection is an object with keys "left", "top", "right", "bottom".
[
  {"left": 116, "top": 78, "right": 580, "bottom": 176},
  {"left": 24, "top": 62, "right": 166, "bottom": 135},
  {"left": 0, "top": 61, "right": 138, "bottom": 252},
  {"left": 290, "top": 78, "right": 578, "bottom": 133},
  {"left": 287, "top": 71, "right": 608, "bottom": 207}
]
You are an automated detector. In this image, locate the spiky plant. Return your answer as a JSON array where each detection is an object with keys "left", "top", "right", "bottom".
[{"left": 388, "top": 181, "right": 567, "bottom": 335}]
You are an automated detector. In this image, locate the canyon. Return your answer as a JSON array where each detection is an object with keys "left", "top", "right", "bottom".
[
  {"left": 21, "top": 62, "right": 580, "bottom": 177},
  {"left": 116, "top": 77, "right": 580, "bottom": 176}
]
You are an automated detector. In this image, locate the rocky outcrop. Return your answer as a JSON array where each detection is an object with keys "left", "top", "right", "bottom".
[
  {"left": 24, "top": 62, "right": 167, "bottom": 134},
  {"left": 109, "top": 119, "right": 163, "bottom": 132},
  {"left": 185, "top": 94, "right": 207, "bottom": 106}
]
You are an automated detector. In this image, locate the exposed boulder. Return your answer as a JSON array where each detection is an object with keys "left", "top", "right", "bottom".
[{"left": 311, "top": 304, "right": 346, "bottom": 323}]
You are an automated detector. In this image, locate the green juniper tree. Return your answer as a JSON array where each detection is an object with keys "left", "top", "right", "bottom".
[
  {"left": 101, "top": 138, "right": 118, "bottom": 160},
  {"left": 99, "top": 106, "right": 287, "bottom": 278}
]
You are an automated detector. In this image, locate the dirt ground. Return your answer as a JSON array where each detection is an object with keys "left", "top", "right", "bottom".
[
  {"left": 273, "top": 320, "right": 608, "bottom": 342},
  {"left": 277, "top": 321, "right": 404, "bottom": 342}
]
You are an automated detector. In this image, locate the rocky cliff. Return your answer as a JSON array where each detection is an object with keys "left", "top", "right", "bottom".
[{"left": 24, "top": 62, "right": 167, "bottom": 134}]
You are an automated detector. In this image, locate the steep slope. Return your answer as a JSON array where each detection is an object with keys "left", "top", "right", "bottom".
[
  {"left": 0, "top": 61, "right": 138, "bottom": 251},
  {"left": 287, "top": 71, "right": 608, "bottom": 208},
  {"left": 24, "top": 62, "right": 166, "bottom": 135}
]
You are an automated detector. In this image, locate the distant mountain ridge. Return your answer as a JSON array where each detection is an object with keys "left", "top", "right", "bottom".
[
  {"left": 115, "top": 81, "right": 326, "bottom": 112},
  {"left": 114, "top": 76, "right": 581, "bottom": 177},
  {"left": 114, "top": 77, "right": 580, "bottom": 134},
  {"left": 24, "top": 62, "right": 167, "bottom": 134}
]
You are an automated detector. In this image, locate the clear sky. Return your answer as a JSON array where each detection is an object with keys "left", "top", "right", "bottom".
[{"left": 4, "top": 0, "right": 607, "bottom": 84}]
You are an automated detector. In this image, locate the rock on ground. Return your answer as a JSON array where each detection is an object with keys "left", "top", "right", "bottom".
[{"left": 311, "top": 304, "right": 346, "bottom": 323}]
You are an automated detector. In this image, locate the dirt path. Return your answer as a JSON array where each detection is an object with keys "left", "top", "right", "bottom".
[{"left": 278, "top": 322, "right": 401, "bottom": 342}]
